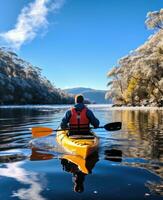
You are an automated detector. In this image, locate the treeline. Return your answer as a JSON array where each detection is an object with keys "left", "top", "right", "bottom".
[
  {"left": 106, "top": 9, "right": 163, "bottom": 107},
  {"left": 0, "top": 48, "right": 74, "bottom": 104}
]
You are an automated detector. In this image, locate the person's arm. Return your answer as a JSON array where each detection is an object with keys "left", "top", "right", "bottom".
[
  {"left": 60, "top": 110, "right": 71, "bottom": 129},
  {"left": 86, "top": 109, "right": 100, "bottom": 128}
]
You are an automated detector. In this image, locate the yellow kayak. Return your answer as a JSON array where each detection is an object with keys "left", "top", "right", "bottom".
[{"left": 56, "top": 131, "right": 99, "bottom": 159}]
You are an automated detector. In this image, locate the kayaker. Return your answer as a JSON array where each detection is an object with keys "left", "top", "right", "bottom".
[{"left": 60, "top": 94, "right": 99, "bottom": 134}]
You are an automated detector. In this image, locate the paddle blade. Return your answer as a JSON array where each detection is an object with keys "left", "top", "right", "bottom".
[
  {"left": 104, "top": 122, "right": 122, "bottom": 131},
  {"left": 30, "top": 148, "right": 54, "bottom": 161},
  {"left": 31, "top": 127, "right": 53, "bottom": 138}
]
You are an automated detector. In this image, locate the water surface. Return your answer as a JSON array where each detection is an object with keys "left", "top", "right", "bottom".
[{"left": 0, "top": 105, "right": 162, "bottom": 200}]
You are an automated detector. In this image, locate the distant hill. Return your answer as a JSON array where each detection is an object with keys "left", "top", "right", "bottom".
[
  {"left": 0, "top": 48, "right": 74, "bottom": 105},
  {"left": 64, "top": 87, "right": 111, "bottom": 104}
]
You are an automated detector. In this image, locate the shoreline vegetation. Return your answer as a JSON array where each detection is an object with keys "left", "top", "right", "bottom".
[
  {"left": 0, "top": 10, "right": 163, "bottom": 107},
  {"left": 0, "top": 47, "right": 74, "bottom": 105},
  {"left": 106, "top": 9, "right": 163, "bottom": 108}
]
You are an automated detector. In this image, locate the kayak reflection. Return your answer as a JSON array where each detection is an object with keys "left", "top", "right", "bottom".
[
  {"left": 61, "top": 152, "right": 99, "bottom": 193},
  {"left": 30, "top": 148, "right": 123, "bottom": 193}
]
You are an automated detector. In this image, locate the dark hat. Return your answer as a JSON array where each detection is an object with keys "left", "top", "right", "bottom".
[{"left": 75, "top": 94, "right": 84, "bottom": 103}]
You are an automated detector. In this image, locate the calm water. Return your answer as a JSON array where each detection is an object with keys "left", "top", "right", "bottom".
[{"left": 0, "top": 105, "right": 162, "bottom": 200}]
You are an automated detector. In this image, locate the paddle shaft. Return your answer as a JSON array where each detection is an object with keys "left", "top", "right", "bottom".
[
  {"left": 31, "top": 122, "right": 122, "bottom": 138},
  {"left": 50, "top": 122, "right": 121, "bottom": 132},
  {"left": 34, "top": 126, "right": 103, "bottom": 133}
]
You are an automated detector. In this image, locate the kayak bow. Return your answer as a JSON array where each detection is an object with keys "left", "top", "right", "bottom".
[{"left": 56, "top": 130, "right": 99, "bottom": 159}]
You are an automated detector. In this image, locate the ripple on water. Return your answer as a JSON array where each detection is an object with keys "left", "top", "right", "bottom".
[{"left": 0, "top": 106, "right": 162, "bottom": 199}]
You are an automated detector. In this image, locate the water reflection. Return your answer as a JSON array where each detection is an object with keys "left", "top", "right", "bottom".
[
  {"left": 0, "top": 161, "right": 46, "bottom": 200},
  {"left": 0, "top": 107, "right": 64, "bottom": 151},
  {"left": 106, "top": 110, "right": 163, "bottom": 173},
  {"left": 61, "top": 153, "right": 99, "bottom": 193},
  {"left": 0, "top": 106, "right": 162, "bottom": 199},
  {"left": 30, "top": 148, "right": 54, "bottom": 161},
  {"left": 104, "top": 149, "right": 122, "bottom": 162},
  {"left": 146, "top": 181, "right": 163, "bottom": 196},
  {"left": 29, "top": 148, "right": 99, "bottom": 193}
]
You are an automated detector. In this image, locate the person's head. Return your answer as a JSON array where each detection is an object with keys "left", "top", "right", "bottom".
[{"left": 75, "top": 94, "right": 84, "bottom": 104}]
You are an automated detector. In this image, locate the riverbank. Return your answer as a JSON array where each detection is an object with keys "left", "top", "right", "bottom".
[{"left": 0, "top": 104, "right": 162, "bottom": 110}]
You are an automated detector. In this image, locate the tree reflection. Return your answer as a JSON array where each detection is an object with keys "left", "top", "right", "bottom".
[
  {"left": 146, "top": 181, "right": 163, "bottom": 196},
  {"left": 108, "top": 109, "right": 163, "bottom": 178},
  {"left": 112, "top": 110, "right": 163, "bottom": 159}
]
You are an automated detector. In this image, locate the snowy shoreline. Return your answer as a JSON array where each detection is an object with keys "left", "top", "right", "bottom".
[{"left": 0, "top": 104, "right": 162, "bottom": 110}]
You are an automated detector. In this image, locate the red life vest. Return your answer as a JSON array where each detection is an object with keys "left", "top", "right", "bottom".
[{"left": 69, "top": 107, "right": 90, "bottom": 131}]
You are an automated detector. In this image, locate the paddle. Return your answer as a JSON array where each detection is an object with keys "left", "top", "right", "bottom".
[{"left": 31, "top": 122, "right": 122, "bottom": 138}]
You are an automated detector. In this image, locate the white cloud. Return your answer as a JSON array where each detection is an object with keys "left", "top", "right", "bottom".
[{"left": 0, "top": 0, "right": 65, "bottom": 49}]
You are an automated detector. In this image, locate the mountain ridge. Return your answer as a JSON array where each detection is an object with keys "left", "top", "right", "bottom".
[{"left": 64, "top": 87, "right": 111, "bottom": 104}]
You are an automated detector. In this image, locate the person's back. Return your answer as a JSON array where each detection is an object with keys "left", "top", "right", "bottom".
[{"left": 60, "top": 94, "right": 99, "bottom": 135}]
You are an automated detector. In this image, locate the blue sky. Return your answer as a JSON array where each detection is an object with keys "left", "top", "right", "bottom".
[{"left": 0, "top": 0, "right": 162, "bottom": 90}]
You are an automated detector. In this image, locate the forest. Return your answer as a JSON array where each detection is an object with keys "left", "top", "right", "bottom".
[
  {"left": 106, "top": 9, "right": 163, "bottom": 106},
  {"left": 0, "top": 48, "right": 74, "bottom": 104}
]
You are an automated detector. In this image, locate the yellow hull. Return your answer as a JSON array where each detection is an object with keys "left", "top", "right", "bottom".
[{"left": 56, "top": 131, "right": 99, "bottom": 159}]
